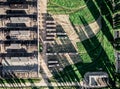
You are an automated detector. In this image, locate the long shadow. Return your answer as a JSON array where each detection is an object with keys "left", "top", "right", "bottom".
[
  {"left": 47, "top": 23, "right": 82, "bottom": 87},
  {"left": 47, "top": 14, "right": 112, "bottom": 88},
  {"left": 84, "top": 0, "right": 114, "bottom": 43},
  {"left": 47, "top": 0, "right": 116, "bottom": 88},
  {"left": 94, "top": 0, "right": 113, "bottom": 25},
  {"left": 27, "top": 78, "right": 40, "bottom": 89},
  {"left": 51, "top": 55, "right": 81, "bottom": 85},
  {"left": 97, "top": 0, "right": 114, "bottom": 42},
  {"left": 0, "top": 79, "right": 6, "bottom": 89},
  {"left": 52, "top": 63, "right": 82, "bottom": 88},
  {"left": 39, "top": 13, "right": 56, "bottom": 88},
  {"left": 0, "top": 71, "right": 33, "bottom": 89},
  {"left": 4, "top": 72, "right": 24, "bottom": 88},
  {"left": 101, "top": 16, "right": 114, "bottom": 43},
  {"left": 71, "top": 16, "right": 116, "bottom": 88},
  {"left": 104, "top": 0, "right": 113, "bottom": 12},
  {"left": 84, "top": 0, "right": 100, "bottom": 20},
  {"left": 47, "top": 9, "right": 114, "bottom": 87},
  {"left": 40, "top": 65, "right": 54, "bottom": 89}
]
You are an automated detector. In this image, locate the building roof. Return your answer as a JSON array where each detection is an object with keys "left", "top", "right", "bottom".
[
  {"left": 84, "top": 72, "right": 109, "bottom": 88},
  {"left": 10, "top": 30, "right": 29, "bottom": 36},
  {"left": 10, "top": 17, "right": 29, "bottom": 23},
  {"left": 9, "top": 4, "right": 28, "bottom": 9},
  {"left": 8, "top": 44, "right": 20, "bottom": 49},
  {"left": 2, "top": 65, "right": 38, "bottom": 72},
  {"left": 0, "top": 0, "right": 38, "bottom": 78}
]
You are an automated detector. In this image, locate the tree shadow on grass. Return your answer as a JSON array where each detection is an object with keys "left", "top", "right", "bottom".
[
  {"left": 3, "top": 72, "right": 24, "bottom": 88},
  {"left": 70, "top": 16, "right": 116, "bottom": 88},
  {"left": 50, "top": 53, "right": 82, "bottom": 87},
  {"left": 84, "top": 0, "right": 112, "bottom": 26},
  {"left": 40, "top": 65, "right": 55, "bottom": 89},
  {"left": 84, "top": 0, "right": 100, "bottom": 20},
  {"left": 47, "top": 24, "right": 82, "bottom": 88},
  {"left": 52, "top": 65, "right": 82, "bottom": 88},
  {"left": 93, "top": 0, "right": 113, "bottom": 25},
  {"left": 0, "top": 79, "right": 6, "bottom": 89},
  {"left": 84, "top": 0, "right": 114, "bottom": 43},
  {"left": 49, "top": 14, "right": 112, "bottom": 88}
]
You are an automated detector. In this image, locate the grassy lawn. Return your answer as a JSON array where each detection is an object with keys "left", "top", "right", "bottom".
[
  {"left": 47, "top": 0, "right": 86, "bottom": 14},
  {"left": 76, "top": 31, "right": 102, "bottom": 53},
  {"left": 76, "top": 31, "right": 103, "bottom": 63},
  {"left": 52, "top": 27, "right": 114, "bottom": 83},
  {"left": 47, "top": 0, "right": 118, "bottom": 88},
  {"left": 52, "top": 14, "right": 115, "bottom": 83},
  {"left": 69, "top": 7, "right": 98, "bottom": 25},
  {"left": 48, "top": 0, "right": 86, "bottom": 8},
  {"left": 47, "top": 0, "right": 100, "bottom": 25}
]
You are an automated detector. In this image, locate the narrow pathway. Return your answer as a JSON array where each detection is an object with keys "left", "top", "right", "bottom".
[{"left": 39, "top": 0, "right": 52, "bottom": 79}]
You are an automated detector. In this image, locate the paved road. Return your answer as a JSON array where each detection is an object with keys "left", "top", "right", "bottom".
[{"left": 39, "top": 0, "right": 52, "bottom": 78}]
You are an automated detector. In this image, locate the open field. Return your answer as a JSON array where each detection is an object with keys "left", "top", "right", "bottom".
[
  {"left": 77, "top": 31, "right": 103, "bottom": 63},
  {"left": 52, "top": 26, "right": 114, "bottom": 83},
  {"left": 47, "top": 0, "right": 116, "bottom": 84},
  {"left": 0, "top": 0, "right": 118, "bottom": 88},
  {"left": 47, "top": 0, "right": 100, "bottom": 25}
]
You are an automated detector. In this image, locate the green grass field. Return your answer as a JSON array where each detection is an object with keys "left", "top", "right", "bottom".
[
  {"left": 47, "top": 0, "right": 100, "bottom": 25},
  {"left": 52, "top": 15, "right": 115, "bottom": 85},
  {"left": 47, "top": 0, "right": 119, "bottom": 88},
  {"left": 48, "top": 0, "right": 86, "bottom": 8},
  {"left": 53, "top": 27, "right": 114, "bottom": 83},
  {"left": 76, "top": 31, "right": 103, "bottom": 63}
]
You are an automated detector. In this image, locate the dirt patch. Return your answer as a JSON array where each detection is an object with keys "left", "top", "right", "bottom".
[{"left": 53, "top": 15, "right": 101, "bottom": 51}]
